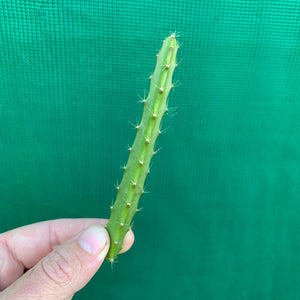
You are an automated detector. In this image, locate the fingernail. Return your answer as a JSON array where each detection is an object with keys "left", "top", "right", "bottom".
[{"left": 77, "top": 225, "right": 108, "bottom": 256}]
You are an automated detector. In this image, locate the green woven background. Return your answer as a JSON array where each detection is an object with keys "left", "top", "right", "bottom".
[{"left": 1, "top": 1, "right": 300, "bottom": 299}]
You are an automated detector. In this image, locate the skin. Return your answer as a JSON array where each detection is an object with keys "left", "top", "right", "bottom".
[{"left": 0, "top": 218, "right": 134, "bottom": 299}]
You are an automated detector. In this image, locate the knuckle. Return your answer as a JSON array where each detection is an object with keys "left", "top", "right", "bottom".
[{"left": 40, "top": 248, "right": 80, "bottom": 288}]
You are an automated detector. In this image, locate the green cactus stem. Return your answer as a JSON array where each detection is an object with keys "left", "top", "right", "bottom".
[{"left": 106, "top": 34, "right": 179, "bottom": 262}]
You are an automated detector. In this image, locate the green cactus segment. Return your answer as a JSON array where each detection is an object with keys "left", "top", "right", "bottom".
[{"left": 106, "top": 34, "right": 179, "bottom": 261}]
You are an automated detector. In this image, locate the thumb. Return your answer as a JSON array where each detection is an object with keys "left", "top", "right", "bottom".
[{"left": 1, "top": 225, "right": 110, "bottom": 300}]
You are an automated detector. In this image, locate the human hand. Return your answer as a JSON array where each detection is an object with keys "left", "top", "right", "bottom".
[{"left": 0, "top": 218, "right": 134, "bottom": 299}]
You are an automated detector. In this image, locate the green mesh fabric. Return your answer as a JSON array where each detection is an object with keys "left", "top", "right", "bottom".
[{"left": 1, "top": 1, "right": 299, "bottom": 299}]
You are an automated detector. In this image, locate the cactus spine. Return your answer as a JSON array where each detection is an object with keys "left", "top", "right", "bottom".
[{"left": 106, "top": 34, "right": 179, "bottom": 262}]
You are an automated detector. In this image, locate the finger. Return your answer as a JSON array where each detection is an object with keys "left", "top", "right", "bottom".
[
  {"left": 1, "top": 225, "right": 110, "bottom": 300},
  {"left": 0, "top": 218, "right": 134, "bottom": 290},
  {"left": 119, "top": 229, "right": 135, "bottom": 254}
]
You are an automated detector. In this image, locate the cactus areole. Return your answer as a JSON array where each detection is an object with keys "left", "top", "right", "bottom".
[{"left": 106, "top": 34, "right": 179, "bottom": 262}]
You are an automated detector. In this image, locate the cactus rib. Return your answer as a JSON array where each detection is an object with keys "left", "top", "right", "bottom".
[{"left": 106, "top": 34, "right": 179, "bottom": 262}]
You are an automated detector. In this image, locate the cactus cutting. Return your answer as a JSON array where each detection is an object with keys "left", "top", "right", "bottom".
[{"left": 106, "top": 34, "right": 179, "bottom": 262}]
